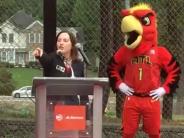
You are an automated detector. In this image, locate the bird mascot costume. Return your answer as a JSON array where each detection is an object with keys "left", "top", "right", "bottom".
[{"left": 107, "top": 3, "right": 181, "bottom": 138}]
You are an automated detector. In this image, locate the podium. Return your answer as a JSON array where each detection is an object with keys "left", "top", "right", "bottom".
[{"left": 32, "top": 77, "right": 108, "bottom": 138}]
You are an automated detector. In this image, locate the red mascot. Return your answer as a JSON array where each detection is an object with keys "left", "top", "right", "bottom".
[{"left": 107, "top": 3, "right": 181, "bottom": 138}]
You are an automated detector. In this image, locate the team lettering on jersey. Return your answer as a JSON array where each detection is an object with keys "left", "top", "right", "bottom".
[{"left": 131, "top": 55, "right": 152, "bottom": 65}]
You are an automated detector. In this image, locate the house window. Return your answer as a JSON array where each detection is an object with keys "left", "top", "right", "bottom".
[
  {"left": 2, "top": 33, "right": 7, "bottom": 43},
  {"left": 33, "top": 33, "right": 43, "bottom": 43},
  {"left": 40, "top": 33, "right": 43, "bottom": 43},
  {"left": 29, "top": 51, "right": 35, "bottom": 61},
  {"left": 36, "top": 33, "right": 40, "bottom": 43},
  {"left": 9, "top": 33, "right": 14, "bottom": 43},
  {"left": 8, "top": 50, "right": 14, "bottom": 62},
  {"left": 34, "top": 33, "right": 37, "bottom": 43},
  {"left": 35, "top": 33, "right": 43, "bottom": 43},
  {"left": 29, "top": 33, "right": 35, "bottom": 43},
  {"left": 1, "top": 51, "right": 7, "bottom": 62}
]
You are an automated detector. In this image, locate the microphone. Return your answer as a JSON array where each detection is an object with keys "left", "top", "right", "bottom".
[
  {"left": 75, "top": 43, "right": 91, "bottom": 66},
  {"left": 56, "top": 50, "right": 64, "bottom": 60}
]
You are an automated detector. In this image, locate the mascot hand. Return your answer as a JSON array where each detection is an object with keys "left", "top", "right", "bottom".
[
  {"left": 149, "top": 87, "right": 166, "bottom": 100},
  {"left": 118, "top": 83, "right": 134, "bottom": 96}
]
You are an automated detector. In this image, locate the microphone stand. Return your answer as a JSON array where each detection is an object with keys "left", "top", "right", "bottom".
[{"left": 76, "top": 43, "right": 91, "bottom": 66}]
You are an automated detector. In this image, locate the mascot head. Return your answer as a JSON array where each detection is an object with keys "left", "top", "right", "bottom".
[{"left": 121, "top": 3, "right": 157, "bottom": 50}]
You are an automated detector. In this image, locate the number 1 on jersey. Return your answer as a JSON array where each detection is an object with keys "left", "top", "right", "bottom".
[{"left": 138, "top": 68, "right": 143, "bottom": 80}]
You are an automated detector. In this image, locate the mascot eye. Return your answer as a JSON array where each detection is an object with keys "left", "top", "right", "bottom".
[{"left": 141, "top": 16, "right": 151, "bottom": 26}]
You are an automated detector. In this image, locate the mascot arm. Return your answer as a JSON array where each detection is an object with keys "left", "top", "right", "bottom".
[
  {"left": 107, "top": 48, "right": 126, "bottom": 93},
  {"left": 159, "top": 47, "right": 181, "bottom": 94}
]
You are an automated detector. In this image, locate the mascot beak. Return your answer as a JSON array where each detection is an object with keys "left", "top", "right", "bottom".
[{"left": 121, "top": 15, "right": 143, "bottom": 49}]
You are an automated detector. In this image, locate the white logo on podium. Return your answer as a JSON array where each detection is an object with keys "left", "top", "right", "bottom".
[{"left": 56, "top": 114, "right": 63, "bottom": 121}]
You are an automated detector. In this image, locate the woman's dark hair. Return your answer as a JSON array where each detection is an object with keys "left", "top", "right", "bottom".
[{"left": 56, "top": 30, "right": 78, "bottom": 61}]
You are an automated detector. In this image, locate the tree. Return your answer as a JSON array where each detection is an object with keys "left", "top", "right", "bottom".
[
  {"left": 0, "top": 0, "right": 43, "bottom": 24},
  {"left": 0, "top": 0, "right": 16, "bottom": 23},
  {"left": 71, "top": 0, "right": 101, "bottom": 55},
  {"left": 0, "top": 66, "right": 15, "bottom": 95},
  {"left": 57, "top": 0, "right": 77, "bottom": 26}
]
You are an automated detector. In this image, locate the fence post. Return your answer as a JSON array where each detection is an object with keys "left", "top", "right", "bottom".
[
  {"left": 162, "top": 0, "right": 176, "bottom": 120},
  {"left": 115, "top": 0, "right": 130, "bottom": 118},
  {"left": 99, "top": 0, "right": 113, "bottom": 113},
  {"left": 43, "top": 0, "right": 56, "bottom": 76}
]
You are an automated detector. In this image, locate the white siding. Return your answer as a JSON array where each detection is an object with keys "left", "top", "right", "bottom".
[{"left": 0, "top": 21, "right": 26, "bottom": 49}]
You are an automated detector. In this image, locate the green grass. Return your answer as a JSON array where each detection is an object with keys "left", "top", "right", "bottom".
[
  {"left": 8, "top": 67, "right": 42, "bottom": 89},
  {"left": 0, "top": 100, "right": 35, "bottom": 119},
  {"left": 8, "top": 67, "right": 97, "bottom": 89}
]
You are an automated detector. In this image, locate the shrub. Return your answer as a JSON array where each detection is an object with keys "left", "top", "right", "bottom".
[
  {"left": 0, "top": 62, "right": 7, "bottom": 67},
  {"left": 28, "top": 61, "right": 41, "bottom": 69},
  {"left": 0, "top": 68, "right": 16, "bottom": 95}
]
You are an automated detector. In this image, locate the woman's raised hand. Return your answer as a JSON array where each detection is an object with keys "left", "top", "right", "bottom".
[{"left": 32, "top": 48, "right": 43, "bottom": 57}]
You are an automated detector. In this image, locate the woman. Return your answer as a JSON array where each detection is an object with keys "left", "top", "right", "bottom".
[
  {"left": 33, "top": 30, "right": 87, "bottom": 104},
  {"left": 33, "top": 30, "right": 84, "bottom": 78}
]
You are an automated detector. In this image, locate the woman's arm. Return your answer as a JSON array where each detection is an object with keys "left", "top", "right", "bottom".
[{"left": 33, "top": 48, "right": 52, "bottom": 69}]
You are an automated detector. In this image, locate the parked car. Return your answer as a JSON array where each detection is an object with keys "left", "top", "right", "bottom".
[{"left": 12, "top": 86, "right": 33, "bottom": 98}]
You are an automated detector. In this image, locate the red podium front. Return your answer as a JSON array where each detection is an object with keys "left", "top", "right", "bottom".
[{"left": 32, "top": 77, "right": 108, "bottom": 138}]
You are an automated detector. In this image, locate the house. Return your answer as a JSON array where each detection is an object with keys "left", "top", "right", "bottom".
[{"left": 0, "top": 10, "right": 43, "bottom": 66}]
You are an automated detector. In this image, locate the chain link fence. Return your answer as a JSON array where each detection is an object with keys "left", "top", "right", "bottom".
[{"left": 0, "top": 0, "right": 184, "bottom": 137}]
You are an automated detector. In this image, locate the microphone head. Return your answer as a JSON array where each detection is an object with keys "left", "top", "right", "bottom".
[
  {"left": 57, "top": 50, "right": 62, "bottom": 55},
  {"left": 75, "top": 43, "right": 82, "bottom": 49},
  {"left": 56, "top": 50, "right": 64, "bottom": 59}
]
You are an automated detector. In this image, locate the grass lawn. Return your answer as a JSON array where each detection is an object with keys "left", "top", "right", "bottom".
[
  {"left": 8, "top": 67, "right": 98, "bottom": 89},
  {"left": 8, "top": 67, "right": 42, "bottom": 89},
  {"left": 0, "top": 99, "right": 35, "bottom": 119}
]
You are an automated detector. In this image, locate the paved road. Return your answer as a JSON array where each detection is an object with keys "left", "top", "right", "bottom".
[{"left": 0, "top": 96, "right": 35, "bottom": 102}]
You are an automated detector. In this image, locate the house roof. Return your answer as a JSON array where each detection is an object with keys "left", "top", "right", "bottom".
[
  {"left": 26, "top": 20, "right": 43, "bottom": 29},
  {"left": 8, "top": 10, "right": 35, "bottom": 29}
]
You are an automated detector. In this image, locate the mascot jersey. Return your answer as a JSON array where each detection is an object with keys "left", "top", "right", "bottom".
[{"left": 108, "top": 3, "right": 181, "bottom": 95}]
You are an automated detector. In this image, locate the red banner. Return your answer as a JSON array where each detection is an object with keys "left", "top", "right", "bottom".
[{"left": 54, "top": 105, "right": 86, "bottom": 131}]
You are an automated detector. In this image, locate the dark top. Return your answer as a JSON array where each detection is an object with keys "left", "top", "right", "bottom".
[
  {"left": 38, "top": 52, "right": 84, "bottom": 77},
  {"left": 37, "top": 52, "right": 86, "bottom": 105}
]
